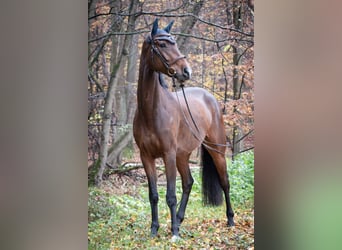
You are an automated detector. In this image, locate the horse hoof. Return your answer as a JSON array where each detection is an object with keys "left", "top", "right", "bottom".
[
  {"left": 227, "top": 220, "right": 235, "bottom": 227},
  {"left": 150, "top": 230, "right": 158, "bottom": 238},
  {"left": 171, "top": 235, "right": 181, "bottom": 242}
]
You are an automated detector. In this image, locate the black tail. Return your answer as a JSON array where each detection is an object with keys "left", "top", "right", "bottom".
[{"left": 201, "top": 144, "right": 223, "bottom": 206}]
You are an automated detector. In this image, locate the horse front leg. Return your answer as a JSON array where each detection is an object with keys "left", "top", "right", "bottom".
[
  {"left": 141, "top": 155, "right": 159, "bottom": 236},
  {"left": 163, "top": 154, "right": 179, "bottom": 239}
]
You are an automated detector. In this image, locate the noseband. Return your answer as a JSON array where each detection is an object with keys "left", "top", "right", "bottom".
[{"left": 150, "top": 34, "right": 186, "bottom": 76}]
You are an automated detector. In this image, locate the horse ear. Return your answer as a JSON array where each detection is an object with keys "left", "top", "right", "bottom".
[
  {"left": 151, "top": 18, "right": 159, "bottom": 37},
  {"left": 164, "top": 20, "right": 174, "bottom": 33}
]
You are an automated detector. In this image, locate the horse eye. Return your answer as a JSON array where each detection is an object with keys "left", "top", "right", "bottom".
[{"left": 159, "top": 43, "right": 166, "bottom": 48}]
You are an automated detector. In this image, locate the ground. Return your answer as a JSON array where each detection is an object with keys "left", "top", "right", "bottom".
[{"left": 89, "top": 155, "right": 254, "bottom": 249}]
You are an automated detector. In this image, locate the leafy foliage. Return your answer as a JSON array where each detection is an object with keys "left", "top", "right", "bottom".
[
  {"left": 229, "top": 150, "right": 254, "bottom": 208},
  {"left": 88, "top": 151, "right": 254, "bottom": 249}
]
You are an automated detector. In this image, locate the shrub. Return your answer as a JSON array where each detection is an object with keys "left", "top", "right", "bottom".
[{"left": 228, "top": 150, "right": 254, "bottom": 208}]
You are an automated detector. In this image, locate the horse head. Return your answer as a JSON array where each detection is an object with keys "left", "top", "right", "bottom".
[{"left": 146, "top": 19, "right": 192, "bottom": 83}]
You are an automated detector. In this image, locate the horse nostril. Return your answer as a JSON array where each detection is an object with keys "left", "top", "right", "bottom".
[{"left": 183, "top": 67, "right": 191, "bottom": 79}]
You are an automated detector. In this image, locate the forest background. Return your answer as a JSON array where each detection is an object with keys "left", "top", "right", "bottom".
[{"left": 88, "top": 0, "right": 254, "bottom": 183}]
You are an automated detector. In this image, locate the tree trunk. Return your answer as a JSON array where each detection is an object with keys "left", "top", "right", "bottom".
[
  {"left": 107, "top": 129, "right": 132, "bottom": 167},
  {"left": 232, "top": 46, "right": 242, "bottom": 160},
  {"left": 95, "top": 0, "right": 139, "bottom": 186},
  {"left": 201, "top": 40, "right": 206, "bottom": 88},
  {"left": 108, "top": 0, "right": 138, "bottom": 167},
  {"left": 227, "top": 0, "right": 244, "bottom": 160},
  {"left": 177, "top": 0, "right": 204, "bottom": 53},
  {"left": 95, "top": 64, "right": 123, "bottom": 186}
]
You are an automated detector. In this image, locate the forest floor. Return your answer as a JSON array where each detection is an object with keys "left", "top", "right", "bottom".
[{"left": 88, "top": 152, "right": 254, "bottom": 249}]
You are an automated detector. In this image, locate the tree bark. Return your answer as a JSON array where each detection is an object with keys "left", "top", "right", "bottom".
[
  {"left": 95, "top": 63, "right": 123, "bottom": 186},
  {"left": 227, "top": 0, "right": 244, "bottom": 160},
  {"left": 107, "top": 129, "right": 132, "bottom": 167},
  {"left": 95, "top": 0, "right": 139, "bottom": 186},
  {"left": 109, "top": 0, "right": 138, "bottom": 167},
  {"left": 176, "top": 0, "right": 204, "bottom": 53}
]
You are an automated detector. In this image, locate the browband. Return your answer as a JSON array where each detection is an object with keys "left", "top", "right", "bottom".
[{"left": 153, "top": 34, "right": 176, "bottom": 44}]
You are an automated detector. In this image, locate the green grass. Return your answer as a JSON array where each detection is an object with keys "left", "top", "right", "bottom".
[{"left": 88, "top": 151, "right": 254, "bottom": 249}]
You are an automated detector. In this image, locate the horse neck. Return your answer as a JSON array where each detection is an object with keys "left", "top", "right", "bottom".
[{"left": 136, "top": 63, "right": 164, "bottom": 120}]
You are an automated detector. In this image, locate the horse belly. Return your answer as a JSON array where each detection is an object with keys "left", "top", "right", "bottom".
[{"left": 176, "top": 122, "right": 205, "bottom": 152}]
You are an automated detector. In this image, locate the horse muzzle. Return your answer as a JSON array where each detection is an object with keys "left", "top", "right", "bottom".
[{"left": 173, "top": 67, "right": 191, "bottom": 82}]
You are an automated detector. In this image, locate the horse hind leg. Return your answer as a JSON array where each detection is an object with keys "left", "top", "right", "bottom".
[
  {"left": 213, "top": 153, "right": 235, "bottom": 226},
  {"left": 176, "top": 152, "right": 194, "bottom": 226},
  {"left": 219, "top": 164, "right": 235, "bottom": 226}
]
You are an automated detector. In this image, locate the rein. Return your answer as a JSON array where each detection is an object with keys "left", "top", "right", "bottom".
[
  {"left": 171, "top": 77, "right": 230, "bottom": 155},
  {"left": 149, "top": 33, "right": 231, "bottom": 155},
  {"left": 173, "top": 81, "right": 254, "bottom": 157}
]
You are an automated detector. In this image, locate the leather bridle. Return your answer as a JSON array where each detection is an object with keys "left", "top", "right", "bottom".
[{"left": 150, "top": 34, "right": 186, "bottom": 76}]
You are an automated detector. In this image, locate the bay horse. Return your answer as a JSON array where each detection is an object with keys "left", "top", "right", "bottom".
[{"left": 133, "top": 19, "right": 234, "bottom": 240}]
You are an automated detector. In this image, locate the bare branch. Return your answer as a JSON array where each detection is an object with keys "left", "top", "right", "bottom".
[
  {"left": 88, "top": 29, "right": 149, "bottom": 43},
  {"left": 105, "top": 162, "right": 165, "bottom": 174},
  {"left": 141, "top": 13, "right": 254, "bottom": 37},
  {"left": 88, "top": 71, "right": 104, "bottom": 93},
  {"left": 88, "top": 1, "right": 186, "bottom": 20},
  {"left": 173, "top": 32, "right": 253, "bottom": 44},
  {"left": 234, "top": 129, "right": 254, "bottom": 145}
]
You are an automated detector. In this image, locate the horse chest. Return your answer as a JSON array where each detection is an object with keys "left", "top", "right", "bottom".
[
  {"left": 138, "top": 130, "right": 163, "bottom": 157},
  {"left": 135, "top": 119, "right": 176, "bottom": 157}
]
